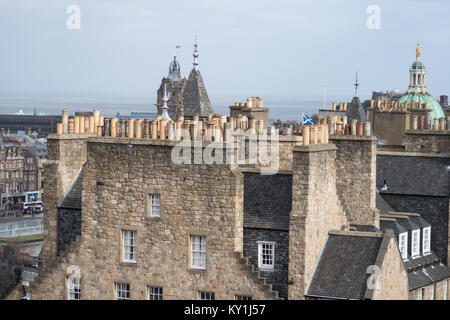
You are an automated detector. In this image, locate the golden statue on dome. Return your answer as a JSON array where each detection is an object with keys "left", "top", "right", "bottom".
[{"left": 416, "top": 43, "right": 420, "bottom": 58}]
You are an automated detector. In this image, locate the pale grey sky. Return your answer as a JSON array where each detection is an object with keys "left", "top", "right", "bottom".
[{"left": 0, "top": 0, "right": 448, "bottom": 103}]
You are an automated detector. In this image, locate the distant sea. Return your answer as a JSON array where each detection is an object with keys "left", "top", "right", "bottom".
[{"left": 0, "top": 97, "right": 324, "bottom": 122}]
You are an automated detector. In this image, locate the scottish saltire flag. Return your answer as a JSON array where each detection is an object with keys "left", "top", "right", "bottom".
[
  {"left": 175, "top": 45, "right": 181, "bottom": 49},
  {"left": 302, "top": 114, "right": 314, "bottom": 125}
]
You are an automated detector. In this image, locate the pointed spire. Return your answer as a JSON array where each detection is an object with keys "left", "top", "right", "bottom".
[
  {"left": 193, "top": 35, "right": 199, "bottom": 71},
  {"left": 161, "top": 84, "right": 172, "bottom": 121},
  {"left": 354, "top": 71, "right": 360, "bottom": 98}
]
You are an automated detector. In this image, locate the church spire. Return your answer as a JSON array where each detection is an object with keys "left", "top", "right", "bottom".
[
  {"left": 193, "top": 36, "right": 199, "bottom": 71},
  {"left": 354, "top": 71, "right": 360, "bottom": 98}
]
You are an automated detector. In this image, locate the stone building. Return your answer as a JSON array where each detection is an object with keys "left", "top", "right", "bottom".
[
  {"left": 5, "top": 108, "right": 416, "bottom": 300},
  {"left": 0, "top": 134, "right": 44, "bottom": 200},
  {"left": 367, "top": 45, "right": 448, "bottom": 146},
  {"left": 0, "top": 144, "right": 25, "bottom": 194},
  {"left": 377, "top": 196, "right": 450, "bottom": 300},
  {"left": 319, "top": 73, "right": 369, "bottom": 124},
  {"left": 229, "top": 97, "right": 270, "bottom": 129},
  {"left": 156, "top": 42, "right": 213, "bottom": 120},
  {"left": 0, "top": 114, "right": 61, "bottom": 138}
]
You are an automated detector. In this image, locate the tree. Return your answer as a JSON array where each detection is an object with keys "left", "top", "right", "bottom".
[{"left": 0, "top": 240, "right": 28, "bottom": 299}]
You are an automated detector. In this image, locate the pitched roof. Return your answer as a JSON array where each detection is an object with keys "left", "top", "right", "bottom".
[
  {"left": 380, "top": 219, "right": 407, "bottom": 235},
  {"left": 376, "top": 192, "right": 394, "bottom": 214},
  {"left": 376, "top": 154, "right": 450, "bottom": 196},
  {"left": 406, "top": 252, "right": 450, "bottom": 290},
  {"left": 182, "top": 69, "right": 214, "bottom": 117},
  {"left": 58, "top": 170, "right": 83, "bottom": 210},
  {"left": 346, "top": 97, "right": 368, "bottom": 122},
  {"left": 306, "top": 232, "right": 383, "bottom": 300}
]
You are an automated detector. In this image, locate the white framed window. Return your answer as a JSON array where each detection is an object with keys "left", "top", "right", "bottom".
[
  {"left": 399, "top": 232, "right": 408, "bottom": 260},
  {"left": 199, "top": 291, "right": 215, "bottom": 300},
  {"left": 235, "top": 295, "right": 252, "bottom": 300},
  {"left": 443, "top": 280, "right": 448, "bottom": 300},
  {"left": 417, "top": 288, "right": 424, "bottom": 300},
  {"left": 67, "top": 277, "right": 81, "bottom": 300},
  {"left": 422, "top": 227, "right": 431, "bottom": 255},
  {"left": 148, "top": 286, "right": 163, "bottom": 300},
  {"left": 190, "top": 235, "right": 206, "bottom": 269},
  {"left": 122, "top": 230, "right": 137, "bottom": 263},
  {"left": 150, "top": 194, "right": 161, "bottom": 217},
  {"left": 411, "top": 229, "right": 420, "bottom": 257},
  {"left": 258, "top": 241, "right": 275, "bottom": 270},
  {"left": 430, "top": 284, "right": 435, "bottom": 300},
  {"left": 115, "top": 282, "right": 130, "bottom": 300}
]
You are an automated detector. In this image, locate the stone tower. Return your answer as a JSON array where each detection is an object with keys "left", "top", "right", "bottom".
[
  {"left": 156, "top": 56, "right": 186, "bottom": 120},
  {"left": 182, "top": 40, "right": 214, "bottom": 118}
]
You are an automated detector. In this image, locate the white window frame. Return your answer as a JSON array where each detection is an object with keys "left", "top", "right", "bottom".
[
  {"left": 67, "top": 277, "right": 81, "bottom": 300},
  {"left": 148, "top": 286, "right": 163, "bottom": 300},
  {"left": 399, "top": 232, "right": 408, "bottom": 260},
  {"left": 199, "top": 291, "right": 215, "bottom": 300},
  {"left": 443, "top": 280, "right": 448, "bottom": 300},
  {"left": 422, "top": 227, "right": 431, "bottom": 255},
  {"left": 122, "top": 230, "right": 137, "bottom": 263},
  {"left": 258, "top": 241, "right": 275, "bottom": 270},
  {"left": 190, "top": 235, "right": 206, "bottom": 270},
  {"left": 430, "top": 284, "right": 435, "bottom": 300},
  {"left": 149, "top": 194, "right": 161, "bottom": 217},
  {"left": 411, "top": 229, "right": 420, "bottom": 258},
  {"left": 115, "top": 282, "right": 130, "bottom": 300},
  {"left": 417, "top": 288, "right": 423, "bottom": 300}
]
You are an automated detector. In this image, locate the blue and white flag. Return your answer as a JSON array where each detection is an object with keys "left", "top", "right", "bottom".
[
  {"left": 175, "top": 45, "right": 181, "bottom": 49},
  {"left": 302, "top": 114, "right": 314, "bottom": 125}
]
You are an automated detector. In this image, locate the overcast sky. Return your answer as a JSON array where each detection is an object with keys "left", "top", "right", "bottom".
[{"left": 0, "top": 0, "right": 448, "bottom": 103}]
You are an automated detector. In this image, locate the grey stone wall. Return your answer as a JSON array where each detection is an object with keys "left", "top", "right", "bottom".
[
  {"left": 27, "top": 138, "right": 279, "bottom": 300},
  {"left": 405, "top": 131, "right": 450, "bottom": 154},
  {"left": 331, "top": 136, "right": 379, "bottom": 228},
  {"left": 289, "top": 144, "right": 348, "bottom": 299}
]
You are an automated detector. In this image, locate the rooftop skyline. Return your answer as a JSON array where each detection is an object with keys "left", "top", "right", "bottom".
[{"left": 0, "top": 0, "right": 449, "bottom": 102}]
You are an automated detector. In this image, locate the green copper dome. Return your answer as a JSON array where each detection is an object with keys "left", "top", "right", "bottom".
[
  {"left": 411, "top": 60, "right": 425, "bottom": 70},
  {"left": 399, "top": 93, "right": 445, "bottom": 120}
]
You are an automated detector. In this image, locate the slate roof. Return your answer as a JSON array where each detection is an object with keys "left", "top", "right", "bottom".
[
  {"left": 380, "top": 219, "right": 407, "bottom": 234},
  {"left": 306, "top": 233, "right": 383, "bottom": 300},
  {"left": 58, "top": 171, "right": 82, "bottom": 210},
  {"left": 243, "top": 172, "right": 292, "bottom": 230},
  {"left": 378, "top": 211, "right": 450, "bottom": 291},
  {"left": 346, "top": 97, "right": 368, "bottom": 122},
  {"left": 350, "top": 224, "right": 379, "bottom": 232},
  {"left": 377, "top": 155, "right": 450, "bottom": 196},
  {"left": 376, "top": 192, "right": 394, "bottom": 214},
  {"left": 405, "top": 252, "right": 450, "bottom": 290},
  {"left": 182, "top": 69, "right": 214, "bottom": 117}
]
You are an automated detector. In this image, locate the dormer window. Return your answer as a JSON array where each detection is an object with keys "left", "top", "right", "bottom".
[
  {"left": 422, "top": 227, "right": 431, "bottom": 255},
  {"left": 411, "top": 229, "right": 420, "bottom": 257},
  {"left": 399, "top": 232, "right": 408, "bottom": 260}
]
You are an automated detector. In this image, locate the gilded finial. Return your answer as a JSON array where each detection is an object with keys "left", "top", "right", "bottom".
[{"left": 416, "top": 43, "right": 420, "bottom": 58}]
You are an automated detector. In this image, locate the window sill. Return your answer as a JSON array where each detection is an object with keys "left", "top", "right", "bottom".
[
  {"left": 188, "top": 268, "right": 207, "bottom": 274},
  {"left": 258, "top": 267, "right": 274, "bottom": 272},
  {"left": 120, "top": 261, "right": 137, "bottom": 267}
]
